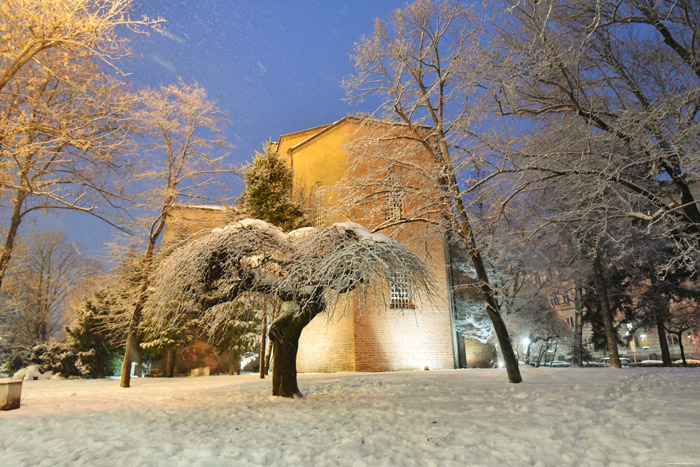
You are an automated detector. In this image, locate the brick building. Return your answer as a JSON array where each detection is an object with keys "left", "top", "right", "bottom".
[
  {"left": 162, "top": 117, "right": 495, "bottom": 374},
  {"left": 273, "top": 117, "right": 476, "bottom": 372}
]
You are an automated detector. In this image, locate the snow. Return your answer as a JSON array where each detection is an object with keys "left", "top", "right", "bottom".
[
  {"left": 333, "top": 221, "right": 394, "bottom": 244},
  {"left": 12, "top": 365, "right": 43, "bottom": 381},
  {"left": 212, "top": 219, "right": 287, "bottom": 242},
  {"left": 1, "top": 367, "right": 698, "bottom": 466}
]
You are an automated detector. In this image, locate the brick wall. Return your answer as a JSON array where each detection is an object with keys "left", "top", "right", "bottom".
[{"left": 297, "top": 303, "right": 357, "bottom": 373}]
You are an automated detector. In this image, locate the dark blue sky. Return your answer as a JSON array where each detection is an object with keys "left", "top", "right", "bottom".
[{"left": 42, "top": 0, "right": 412, "bottom": 261}]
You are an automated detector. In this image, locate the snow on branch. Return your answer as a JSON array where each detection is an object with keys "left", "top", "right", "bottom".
[{"left": 144, "top": 219, "right": 435, "bottom": 332}]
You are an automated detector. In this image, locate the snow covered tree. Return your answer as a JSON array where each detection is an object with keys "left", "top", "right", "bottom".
[
  {"left": 0, "top": 0, "right": 160, "bottom": 293},
  {"left": 343, "top": 0, "right": 522, "bottom": 383},
  {"left": 0, "top": 0, "right": 160, "bottom": 94},
  {"left": 65, "top": 288, "right": 120, "bottom": 378},
  {"left": 119, "top": 81, "right": 231, "bottom": 388},
  {"left": 488, "top": 0, "right": 700, "bottom": 273},
  {"left": 240, "top": 143, "right": 307, "bottom": 232},
  {"left": 144, "top": 219, "right": 434, "bottom": 397}
]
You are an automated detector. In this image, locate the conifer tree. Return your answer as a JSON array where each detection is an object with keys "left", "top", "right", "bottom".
[{"left": 241, "top": 143, "right": 307, "bottom": 232}]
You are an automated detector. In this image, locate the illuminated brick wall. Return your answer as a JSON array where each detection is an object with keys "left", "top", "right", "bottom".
[{"left": 287, "top": 117, "right": 457, "bottom": 373}]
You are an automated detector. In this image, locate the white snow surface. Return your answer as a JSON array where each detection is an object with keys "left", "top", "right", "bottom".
[
  {"left": 333, "top": 222, "right": 393, "bottom": 244},
  {"left": 1, "top": 367, "right": 698, "bottom": 466}
]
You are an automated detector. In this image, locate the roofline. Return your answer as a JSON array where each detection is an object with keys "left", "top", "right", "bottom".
[{"left": 286, "top": 115, "right": 434, "bottom": 154}]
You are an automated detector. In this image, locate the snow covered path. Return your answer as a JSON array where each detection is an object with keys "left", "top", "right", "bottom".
[{"left": 1, "top": 367, "right": 699, "bottom": 466}]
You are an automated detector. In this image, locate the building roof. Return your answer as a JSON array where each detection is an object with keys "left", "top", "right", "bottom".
[{"left": 275, "top": 116, "right": 434, "bottom": 157}]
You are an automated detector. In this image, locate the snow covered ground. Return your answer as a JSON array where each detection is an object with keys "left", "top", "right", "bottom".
[{"left": 1, "top": 367, "right": 699, "bottom": 466}]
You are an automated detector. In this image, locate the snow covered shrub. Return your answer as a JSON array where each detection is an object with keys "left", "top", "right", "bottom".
[
  {"left": 29, "top": 340, "right": 81, "bottom": 377},
  {"left": 1, "top": 350, "right": 30, "bottom": 375}
]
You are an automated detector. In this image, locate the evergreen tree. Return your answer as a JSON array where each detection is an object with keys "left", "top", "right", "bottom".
[
  {"left": 241, "top": 143, "right": 307, "bottom": 232},
  {"left": 65, "top": 289, "right": 119, "bottom": 378}
]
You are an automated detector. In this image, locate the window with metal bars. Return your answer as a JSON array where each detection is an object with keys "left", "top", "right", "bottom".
[
  {"left": 384, "top": 174, "right": 405, "bottom": 221},
  {"left": 314, "top": 184, "right": 324, "bottom": 227},
  {"left": 390, "top": 271, "right": 414, "bottom": 309}
]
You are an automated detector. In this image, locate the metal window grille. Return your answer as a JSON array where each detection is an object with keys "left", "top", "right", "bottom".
[
  {"left": 385, "top": 189, "right": 404, "bottom": 221},
  {"left": 390, "top": 271, "right": 413, "bottom": 309},
  {"left": 384, "top": 173, "right": 405, "bottom": 221},
  {"left": 314, "top": 185, "right": 324, "bottom": 227}
]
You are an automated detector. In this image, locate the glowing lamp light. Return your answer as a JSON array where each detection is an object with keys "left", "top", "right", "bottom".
[{"left": 522, "top": 337, "right": 530, "bottom": 346}]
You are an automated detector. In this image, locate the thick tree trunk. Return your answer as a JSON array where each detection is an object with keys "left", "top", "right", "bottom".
[
  {"left": 268, "top": 301, "right": 321, "bottom": 397},
  {"left": 592, "top": 250, "right": 621, "bottom": 368},
  {"left": 655, "top": 309, "right": 673, "bottom": 366},
  {"left": 572, "top": 280, "right": 584, "bottom": 367},
  {"left": 271, "top": 336, "right": 302, "bottom": 397},
  {"left": 259, "top": 312, "right": 267, "bottom": 379}
]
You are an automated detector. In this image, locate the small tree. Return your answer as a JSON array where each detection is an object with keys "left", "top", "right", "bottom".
[
  {"left": 144, "top": 219, "right": 435, "bottom": 397},
  {"left": 240, "top": 143, "right": 307, "bottom": 232},
  {"left": 65, "top": 289, "right": 122, "bottom": 378},
  {"left": 119, "top": 81, "right": 231, "bottom": 388},
  {"left": 665, "top": 299, "right": 700, "bottom": 366}
]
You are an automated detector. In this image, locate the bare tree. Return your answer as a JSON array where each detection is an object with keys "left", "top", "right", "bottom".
[
  {"left": 665, "top": 299, "right": 700, "bottom": 366},
  {"left": 343, "top": 0, "right": 522, "bottom": 383},
  {"left": 0, "top": 0, "right": 160, "bottom": 94},
  {"left": 144, "top": 220, "right": 435, "bottom": 397},
  {"left": 0, "top": 230, "right": 96, "bottom": 350},
  {"left": 119, "top": 81, "right": 231, "bottom": 388},
  {"left": 0, "top": 0, "right": 160, "bottom": 292},
  {"left": 0, "top": 56, "right": 136, "bottom": 292},
  {"left": 488, "top": 0, "right": 700, "bottom": 272}
]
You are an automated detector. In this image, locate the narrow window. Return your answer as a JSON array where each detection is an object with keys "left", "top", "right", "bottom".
[
  {"left": 314, "top": 184, "right": 324, "bottom": 227},
  {"left": 390, "top": 271, "right": 414, "bottom": 309},
  {"left": 384, "top": 173, "right": 405, "bottom": 221},
  {"left": 550, "top": 293, "right": 560, "bottom": 306},
  {"left": 561, "top": 292, "right": 571, "bottom": 304}
]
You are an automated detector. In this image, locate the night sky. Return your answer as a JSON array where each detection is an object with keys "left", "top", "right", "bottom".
[{"left": 35, "top": 0, "right": 413, "bottom": 261}]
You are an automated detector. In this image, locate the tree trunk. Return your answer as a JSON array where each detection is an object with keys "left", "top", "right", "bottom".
[
  {"left": 0, "top": 191, "right": 27, "bottom": 292},
  {"left": 592, "top": 250, "right": 621, "bottom": 368},
  {"left": 678, "top": 333, "right": 687, "bottom": 367},
  {"left": 268, "top": 302, "right": 320, "bottom": 397},
  {"left": 120, "top": 214, "right": 168, "bottom": 388},
  {"left": 259, "top": 312, "right": 267, "bottom": 379},
  {"left": 165, "top": 349, "right": 175, "bottom": 377},
  {"left": 120, "top": 293, "right": 146, "bottom": 387},
  {"left": 649, "top": 273, "right": 672, "bottom": 367},
  {"left": 264, "top": 338, "right": 272, "bottom": 376},
  {"left": 572, "top": 280, "right": 584, "bottom": 367}
]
